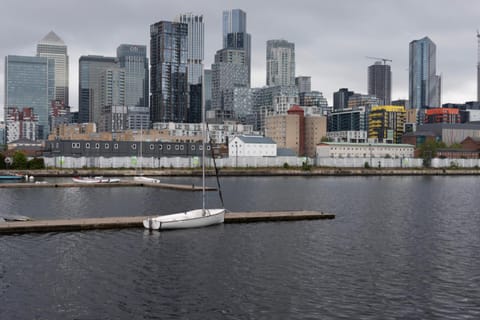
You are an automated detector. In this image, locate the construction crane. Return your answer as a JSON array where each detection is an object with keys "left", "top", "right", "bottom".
[{"left": 366, "top": 56, "right": 392, "bottom": 65}]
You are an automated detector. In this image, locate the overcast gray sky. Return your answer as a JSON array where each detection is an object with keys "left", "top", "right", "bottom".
[{"left": 1, "top": 0, "right": 479, "bottom": 115}]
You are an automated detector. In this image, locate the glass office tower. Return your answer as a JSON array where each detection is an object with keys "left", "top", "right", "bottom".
[
  {"left": 177, "top": 13, "right": 204, "bottom": 85},
  {"left": 4, "top": 55, "right": 54, "bottom": 139},
  {"left": 117, "top": 44, "right": 149, "bottom": 129},
  {"left": 177, "top": 13, "right": 205, "bottom": 123},
  {"left": 150, "top": 21, "right": 188, "bottom": 123},
  {"left": 78, "top": 55, "right": 118, "bottom": 124},
  {"left": 222, "top": 9, "right": 251, "bottom": 86},
  {"left": 409, "top": 36, "right": 441, "bottom": 109},
  {"left": 36, "top": 31, "right": 69, "bottom": 106}
]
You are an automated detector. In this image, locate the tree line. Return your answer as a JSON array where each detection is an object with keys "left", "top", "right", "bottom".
[{"left": 0, "top": 152, "right": 45, "bottom": 170}]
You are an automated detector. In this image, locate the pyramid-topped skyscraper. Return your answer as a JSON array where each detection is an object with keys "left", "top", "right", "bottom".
[{"left": 37, "top": 31, "right": 69, "bottom": 106}]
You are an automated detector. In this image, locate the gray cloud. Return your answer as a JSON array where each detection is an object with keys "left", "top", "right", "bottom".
[{"left": 1, "top": 0, "right": 479, "bottom": 116}]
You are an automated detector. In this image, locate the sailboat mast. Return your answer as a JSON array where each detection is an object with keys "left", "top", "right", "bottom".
[
  {"left": 201, "top": 65, "right": 206, "bottom": 213},
  {"left": 139, "top": 121, "right": 143, "bottom": 173}
]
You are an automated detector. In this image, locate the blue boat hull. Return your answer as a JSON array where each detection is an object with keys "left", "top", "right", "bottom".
[{"left": 0, "top": 175, "right": 24, "bottom": 180}]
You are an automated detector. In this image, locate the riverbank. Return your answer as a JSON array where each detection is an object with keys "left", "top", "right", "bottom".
[{"left": 2, "top": 167, "right": 480, "bottom": 177}]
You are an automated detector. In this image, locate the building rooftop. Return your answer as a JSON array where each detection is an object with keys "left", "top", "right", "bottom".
[
  {"left": 288, "top": 105, "right": 304, "bottom": 112},
  {"left": 277, "top": 148, "right": 297, "bottom": 156},
  {"left": 38, "top": 31, "right": 65, "bottom": 46},
  {"left": 237, "top": 135, "right": 276, "bottom": 144},
  {"left": 463, "top": 136, "right": 480, "bottom": 143},
  {"left": 402, "top": 131, "right": 437, "bottom": 137},
  {"left": 319, "top": 142, "right": 414, "bottom": 148}
]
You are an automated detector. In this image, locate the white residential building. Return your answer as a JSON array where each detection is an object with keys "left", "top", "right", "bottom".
[
  {"left": 177, "top": 13, "right": 204, "bottom": 85},
  {"left": 266, "top": 39, "right": 295, "bottom": 87},
  {"left": 153, "top": 121, "right": 257, "bottom": 144},
  {"left": 316, "top": 142, "right": 414, "bottom": 159},
  {"left": 326, "top": 131, "right": 368, "bottom": 143},
  {"left": 229, "top": 135, "right": 277, "bottom": 157}
]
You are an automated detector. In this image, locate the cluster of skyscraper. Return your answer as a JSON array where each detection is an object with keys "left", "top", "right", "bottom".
[
  {"left": 79, "top": 45, "right": 150, "bottom": 131},
  {"left": 2, "top": 9, "right": 478, "bottom": 147},
  {"left": 2, "top": 8, "right": 332, "bottom": 145}
]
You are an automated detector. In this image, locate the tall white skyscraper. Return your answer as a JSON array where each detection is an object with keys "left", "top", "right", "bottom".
[
  {"left": 266, "top": 39, "right": 295, "bottom": 87},
  {"left": 177, "top": 13, "right": 204, "bottom": 85},
  {"left": 37, "top": 31, "right": 69, "bottom": 106}
]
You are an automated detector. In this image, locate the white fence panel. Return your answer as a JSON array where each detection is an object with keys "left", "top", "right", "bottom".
[{"left": 44, "top": 155, "right": 478, "bottom": 169}]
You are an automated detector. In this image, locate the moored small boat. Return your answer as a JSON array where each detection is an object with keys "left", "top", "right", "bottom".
[
  {"left": 72, "top": 177, "right": 100, "bottom": 184},
  {"left": 0, "top": 174, "right": 24, "bottom": 181},
  {"left": 72, "top": 176, "right": 121, "bottom": 184},
  {"left": 134, "top": 176, "right": 161, "bottom": 183}
]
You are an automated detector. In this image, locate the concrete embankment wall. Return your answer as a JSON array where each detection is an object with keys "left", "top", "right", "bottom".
[{"left": 2, "top": 168, "right": 480, "bottom": 178}]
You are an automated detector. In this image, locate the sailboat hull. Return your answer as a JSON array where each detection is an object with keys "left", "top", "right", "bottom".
[
  {"left": 134, "top": 176, "right": 161, "bottom": 183},
  {"left": 143, "top": 209, "right": 225, "bottom": 230}
]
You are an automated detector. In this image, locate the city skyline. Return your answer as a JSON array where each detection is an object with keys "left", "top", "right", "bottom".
[{"left": 1, "top": 0, "right": 479, "bottom": 117}]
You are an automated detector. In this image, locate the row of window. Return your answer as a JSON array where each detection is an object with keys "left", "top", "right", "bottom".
[
  {"left": 332, "top": 147, "right": 410, "bottom": 152},
  {"left": 330, "top": 154, "right": 408, "bottom": 158},
  {"left": 70, "top": 142, "right": 210, "bottom": 151}
]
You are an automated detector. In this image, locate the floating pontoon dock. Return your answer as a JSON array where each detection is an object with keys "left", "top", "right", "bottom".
[
  {"left": 0, "top": 181, "right": 215, "bottom": 191},
  {"left": 0, "top": 211, "right": 335, "bottom": 234}
]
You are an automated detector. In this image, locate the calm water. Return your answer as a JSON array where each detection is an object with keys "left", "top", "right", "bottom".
[{"left": 1, "top": 176, "right": 480, "bottom": 319}]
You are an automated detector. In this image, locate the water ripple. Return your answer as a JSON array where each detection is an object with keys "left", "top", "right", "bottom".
[{"left": 1, "top": 176, "right": 480, "bottom": 319}]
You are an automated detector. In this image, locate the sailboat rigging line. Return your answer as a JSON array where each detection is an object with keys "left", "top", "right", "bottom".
[{"left": 206, "top": 122, "right": 225, "bottom": 208}]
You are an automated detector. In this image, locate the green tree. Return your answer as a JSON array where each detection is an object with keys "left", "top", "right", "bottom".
[
  {"left": 301, "top": 161, "right": 311, "bottom": 171},
  {"left": 449, "top": 143, "right": 462, "bottom": 149},
  {"left": 11, "top": 151, "right": 28, "bottom": 170},
  {"left": 418, "top": 140, "right": 446, "bottom": 167},
  {"left": 0, "top": 153, "right": 6, "bottom": 169},
  {"left": 28, "top": 158, "right": 45, "bottom": 169}
]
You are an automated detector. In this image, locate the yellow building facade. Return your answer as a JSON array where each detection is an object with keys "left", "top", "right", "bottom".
[{"left": 368, "top": 105, "right": 406, "bottom": 143}]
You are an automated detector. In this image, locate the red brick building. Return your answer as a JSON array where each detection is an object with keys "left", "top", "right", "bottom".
[{"left": 436, "top": 136, "right": 480, "bottom": 159}]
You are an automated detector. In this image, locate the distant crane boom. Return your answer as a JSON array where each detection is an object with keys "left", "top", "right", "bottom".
[{"left": 366, "top": 56, "right": 392, "bottom": 64}]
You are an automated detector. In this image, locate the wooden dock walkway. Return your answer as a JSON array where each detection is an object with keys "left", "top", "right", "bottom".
[
  {"left": 0, "top": 181, "right": 215, "bottom": 191},
  {"left": 0, "top": 211, "right": 334, "bottom": 235}
]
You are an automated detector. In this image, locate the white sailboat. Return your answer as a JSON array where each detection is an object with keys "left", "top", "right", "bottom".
[
  {"left": 143, "top": 67, "right": 225, "bottom": 230},
  {"left": 143, "top": 122, "right": 225, "bottom": 230}
]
